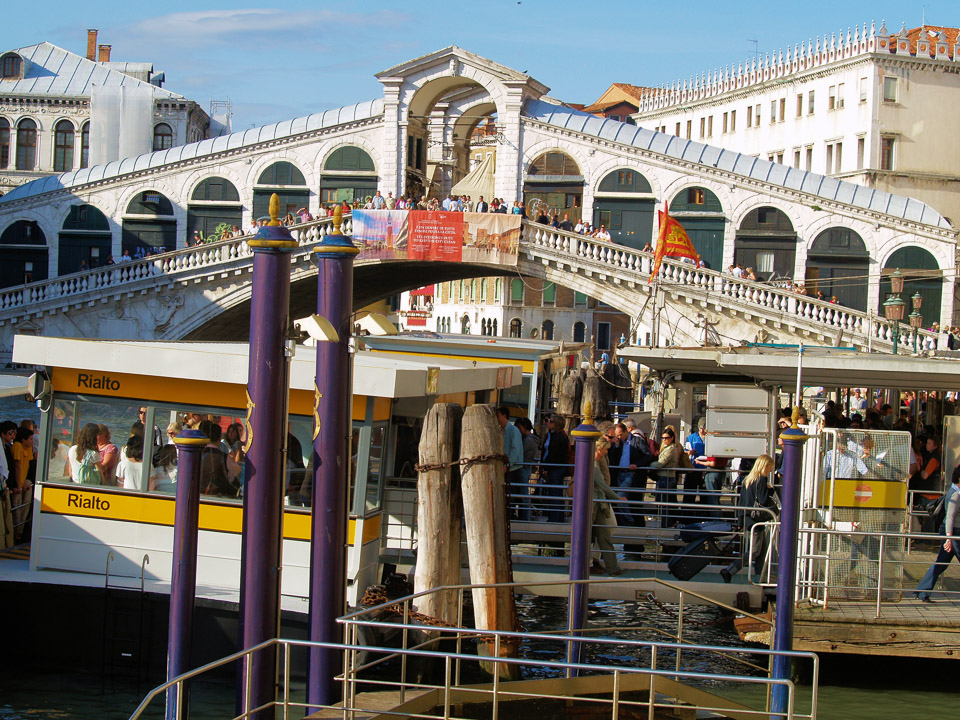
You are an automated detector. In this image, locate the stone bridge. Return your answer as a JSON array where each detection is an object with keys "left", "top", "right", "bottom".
[{"left": 0, "top": 215, "right": 927, "bottom": 366}]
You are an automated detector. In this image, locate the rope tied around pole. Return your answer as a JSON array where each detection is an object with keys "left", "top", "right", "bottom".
[{"left": 414, "top": 452, "right": 509, "bottom": 473}]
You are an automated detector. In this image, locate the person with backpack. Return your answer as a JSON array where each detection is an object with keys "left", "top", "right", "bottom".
[
  {"left": 67, "top": 423, "right": 106, "bottom": 485},
  {"left": 914, "top": 465, "right": 960, "bottom": 603}
]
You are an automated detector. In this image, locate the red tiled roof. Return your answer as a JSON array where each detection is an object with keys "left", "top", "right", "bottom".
[
  {"left": 894, "top": 25, "right": 959, "bottom": 55},
  {"left": 610, "top": 83, "right": 659, "bottom": 101}
]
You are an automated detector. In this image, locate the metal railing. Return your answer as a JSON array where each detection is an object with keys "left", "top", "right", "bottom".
[
  {"left": 130, "top": 577, "right": 818, "bottom": 720},
  {"left": 751, "top": 522, "right": 960, "bottom": 618}
]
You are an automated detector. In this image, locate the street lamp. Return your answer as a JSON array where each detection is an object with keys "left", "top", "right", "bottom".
[
  {"left": 883, "top": 269, "right": 906, "bottom": 355},
  {"left": 910, "top": 291, "right": 924, "bottom": 353},
  {"left": 883, "top": 294, "right": 905, "bottom": 354}
]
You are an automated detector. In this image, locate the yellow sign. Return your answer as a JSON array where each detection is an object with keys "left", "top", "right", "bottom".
[
  {"left": 819, "top": 479, "right": 907, "bottom": 509},
  {"left": 40, "top": 484, "right": 379, "bottom": 542}
]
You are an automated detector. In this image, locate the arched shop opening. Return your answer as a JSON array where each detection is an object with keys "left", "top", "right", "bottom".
[
  {"left": 669, "top": 187, "right": 725, "bottom": 270},
  {"left": 593, "top": 169, "right": 655, "bottom": 250},
  {"left": 573, "top": 321, "right": 586, "bottom": 343},
  {"left": 320, "top": 147, "right": 378, "bottom": 207},
  {"left": 253, "top": 161, "right": 309, "bottom": 219},
  {"left": 122, "top": 191, "right": 177, "bottom": 257},
  {"left": 59, "top": 204, "right": 111, "bottom": 274},
  {"left": 187, "top": 177, "right": 242, "bottom": 242},
  {"left": 523, "top": 152, "right": 583, "bottom": 224},
  {"left": 735, "top": 207, "right": 797, "bottom": 282},
  {"left": 0, "top": 220, "right": 48, "bottom": 288},
  {"left": 805, "top": 227, "right": 869, "bottom": 310},
  {"left": 880, "top": 247, "right": 942, "bottom": 328}
]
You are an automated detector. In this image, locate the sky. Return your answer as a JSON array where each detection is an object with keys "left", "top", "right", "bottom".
[{"left": 2, "top": 1, "right": 953, "bottom": 130}]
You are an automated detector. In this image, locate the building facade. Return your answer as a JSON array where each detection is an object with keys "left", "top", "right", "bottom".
[
  {"left": 629, "top": 23, "right": 960, "bottom": 226},
  {"left": 0, "top": 29, "right": 208, "bottom": 199}
]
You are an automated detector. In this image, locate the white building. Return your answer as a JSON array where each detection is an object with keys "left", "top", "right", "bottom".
[
  {"left": 0, "top": 29, "right": 209, "bottom": 197},
  {"left": 631, "top": 23, "right": 960, "bottom": 228}
]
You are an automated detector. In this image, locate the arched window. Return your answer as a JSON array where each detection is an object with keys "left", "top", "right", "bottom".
[
  {"left": 153, "top": 123, "right": 173, "bottom": 151},
  {"left": 542, "top": 319, "right": 555, "bottom": 341},
  {"left": 492, "top": 318, "right": 498, "bottom": 336},
  {"left": 0, "top": 54, "right": 22, "bottom": 79},
  {"left": 470, "top": 279, "right": 477, "bottom": 302},
  {"left": 80, "top": 122, "right": 89, "bottom": 169},
  {"left": 54, "top": 120, "right": 75, "bottom": 172},
  {"left": 0, "top": 118, "right": 9, "bottom": 169},
  {"left": 510, "top": 318, "right": 522, "bottom": 338},
  {"left": 510, "top": 278, "right": 524, "bottom": 305},
  {"left": 460, "top": 314, "right": 471, "bottom": 334},
  {"left": 16, "top": 118, "right": 37, "bottom": 171},
  {"left": 573, "top": 321, "right": 586, "bottom": 343},
  {"left": 528, "top": 152, "right": 581, "bottom": 177},
  {"left": 494, "top": 277, "right": 502, "bottom": 303},
  {"left": 192, "top": 176, "right": 240, "bottom": 202}
]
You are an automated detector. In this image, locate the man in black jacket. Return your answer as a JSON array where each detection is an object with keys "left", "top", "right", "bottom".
[
  {"left": 609, "top": 422, "right": 652, "bottom": 528},
  {"left": 475, "top": 196, "right": 488, "bottom": 213},
  {"left": 539, "top": 413, "right": 569, "bottom": 523}
]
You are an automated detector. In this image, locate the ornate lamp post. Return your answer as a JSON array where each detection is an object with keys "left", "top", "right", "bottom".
[
  {"left": 910, "top": 291, "right": 924, "bottom": 353},
  {"left": 883, "top": 269, "right": 905, "bottom": 355}
]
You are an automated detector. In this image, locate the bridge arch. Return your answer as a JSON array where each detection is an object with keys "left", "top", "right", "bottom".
[
  {"left": 879, "top": 245, "right": 943, "bottom": 328},
  {"left": 523, "top": 149, "right": 585, "bottom": 223},
  {"left": 318, "top": 144, "right": 379, "bottom": 208},
  {"left": 668, "top": 185, "right": 726, "bottom": 271},
  {"left": 58, "top": 203, "right": 112, "bottom": 273},
  {"left": 592, "top": 166, "right": 656, "bottom": 250},
  {"left": 122, "top": 189, "right": 178, "bottom": 258},
  {"left": 734, "top": 206, "right": 798, "bottom": 282},
  {"left": 0, "top": 219, "right": 48, "bottom": 288},
  {"left": 805, "top": 227, "right": 869, "bottom": 309},
  {"left": 252, "top": 159, "right": 310, "bottom": 219},
  {"left": 186, "top": 176, "right": 243, "bottom": 242}
]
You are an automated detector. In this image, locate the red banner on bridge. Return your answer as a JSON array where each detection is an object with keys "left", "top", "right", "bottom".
[{"left": 352, "top": 210, "right": 521, "bottom": 266}]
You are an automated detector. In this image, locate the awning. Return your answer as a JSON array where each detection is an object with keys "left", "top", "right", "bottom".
[
  {"left": 0, "top": 374, "right": 29, "bottom": 399},
  {"left": 617, "top": 346, "right": 960, "bottom": 391},
  {"left": 452, "top": 154, "right": 495, "bottom": 201}
]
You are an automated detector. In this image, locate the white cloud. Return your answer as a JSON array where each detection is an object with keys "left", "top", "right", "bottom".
[{"left": 129, "top": 8, "right": 408, "bottom": 44}]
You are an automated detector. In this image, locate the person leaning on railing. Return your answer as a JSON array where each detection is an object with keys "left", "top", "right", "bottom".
[{"left": 914, "top": 465, "right": 960, "bottom": 603}]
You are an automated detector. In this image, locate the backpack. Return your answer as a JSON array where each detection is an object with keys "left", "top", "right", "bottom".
[{"left": 77, "top": 449, "right": 100, "bottom": 485}]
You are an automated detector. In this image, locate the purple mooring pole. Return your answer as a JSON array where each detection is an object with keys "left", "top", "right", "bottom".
[
  {"left": 771, "top": 417, "right": 807, "bottom": 716},
  {"left": 165, "top": 429, "right": 208, "bottom": 720},
  {"left": 566, "top": 412, "right": 601, "bottom": 675},
  {"left": 307, "top": 207, "right": 358, "bottom": 710},
  {"left": 237, "top": 198, "right": 298, "bottom": 720}
]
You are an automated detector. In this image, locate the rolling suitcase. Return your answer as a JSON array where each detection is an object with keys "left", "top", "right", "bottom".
[{"left": 667, "top": 536, "right": 720, "bottom": 581}]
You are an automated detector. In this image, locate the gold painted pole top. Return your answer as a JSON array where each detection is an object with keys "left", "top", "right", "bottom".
[
  {"left": 332, "top": 204, "right": 343, "bottom": 235},
  {"left": 583, "top": 400, "right": 594, "bottom": 425},
  {"left": 791, "top": 405, "right": 801, "bottom": 429},
  {"left": 268, "top": 193, "right": 282, "bottom": 227}
]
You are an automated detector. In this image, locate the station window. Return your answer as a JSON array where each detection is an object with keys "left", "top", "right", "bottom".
[
  {"left": 15, "top": 118, "right": 36, "bottom": 171},
  {"left": 596, "top": 322, "right": 611, "bottom": 351},
  {"left": 0, "top": 118, "right": 8, "bottom": 169},
  {"left": 880, "top": 137, "right": 895, "bottom": 170}
]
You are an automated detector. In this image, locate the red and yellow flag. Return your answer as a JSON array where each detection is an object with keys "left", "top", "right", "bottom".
[{"left": 649, "top": 201, "right": 700, "bottom": 283}]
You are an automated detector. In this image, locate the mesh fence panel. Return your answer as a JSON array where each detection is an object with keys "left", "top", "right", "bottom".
[{"left": 820, "top": 429, "right": 910, "bottom": 601}]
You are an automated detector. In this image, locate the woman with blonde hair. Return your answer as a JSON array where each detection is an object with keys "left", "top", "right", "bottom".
[{"left": 721, "top": 453, "right": 777, "bottom": 582}]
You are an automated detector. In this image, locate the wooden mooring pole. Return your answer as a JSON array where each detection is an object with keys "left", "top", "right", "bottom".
[{"left": 460, "top": 404, "right": 520, "bottom": 679}]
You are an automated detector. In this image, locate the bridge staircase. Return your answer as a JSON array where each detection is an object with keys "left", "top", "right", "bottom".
[{"left": 0, "top": 215, "right": 926, "bottom": 364}]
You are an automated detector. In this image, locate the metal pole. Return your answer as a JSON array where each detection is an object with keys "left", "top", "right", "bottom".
[
  {"left": 771, "top": 410, "right": 808, "bottom": 716},
  {"left": 308, "top": 205, "right": 359, "bottom": 710},
  {"left": 165, "top": 429, "right": 208, "bottom": 720},
  {"left": 794, "top": 343, "right": 803, "bottom": 407},
  {"left": 237, "top": 195, "right": 298, "bottom": 720},
  {"left": 566, "top": 405, "right": 601, "bottom": 674}
]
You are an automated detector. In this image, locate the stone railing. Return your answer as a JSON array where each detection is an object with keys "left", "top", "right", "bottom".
[
  {"left": 636, "top": 22, "right": 960, "bottom": 115},
  {"left": 521, "top": 221, "right": 937, "bottom": 352},
  {"left": 0, "top": 215, "right": 354, "bottom": 315}
]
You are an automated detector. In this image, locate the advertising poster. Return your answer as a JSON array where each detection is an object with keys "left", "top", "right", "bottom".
[{"left": 352, "top": 210, "right": 521, "bottom": 266}]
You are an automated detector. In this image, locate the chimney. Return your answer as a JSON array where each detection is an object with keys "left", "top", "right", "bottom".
[
  {"left": 98, "top": 44, "right": 112, "bottom": 63},
  {"left": 86, "top": 29, "right": 98, "bottom": 61}
]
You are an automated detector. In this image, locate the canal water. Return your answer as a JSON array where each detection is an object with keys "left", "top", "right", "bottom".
[{"left": 1, "top": 393, "right": 958, "bottom": 717}]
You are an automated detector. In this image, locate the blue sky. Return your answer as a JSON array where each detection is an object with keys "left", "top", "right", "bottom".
[{"left": 2, "top": 1, "right": 952, "bottom": 129}]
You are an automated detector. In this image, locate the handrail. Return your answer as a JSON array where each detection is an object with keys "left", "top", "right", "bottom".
[
  {"left": 129, "top": 634, "right": 818, "bottom": 720},
  {"left": 0, "top": 213, "right": 353, "bottom": 313},
  {"left": 522, "top": 220, "right": 937, "bottom": 349}
]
